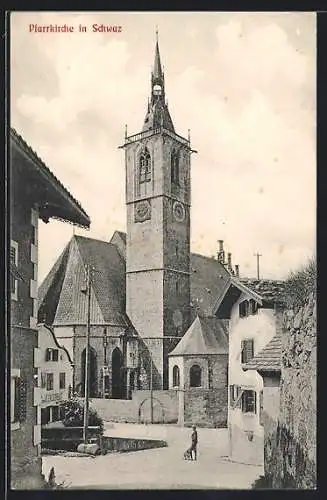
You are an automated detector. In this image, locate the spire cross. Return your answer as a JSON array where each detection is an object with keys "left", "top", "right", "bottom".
[{"left": 155, "top": 25, "right": 159, "bottom": 42}]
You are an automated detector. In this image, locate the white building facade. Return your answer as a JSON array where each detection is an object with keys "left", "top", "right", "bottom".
[
  {"left": 35, "top": 324, "right": 73, "bottom": 425},
  {"left": 215, "top": 278, "right": 284, "bottom": 465}
]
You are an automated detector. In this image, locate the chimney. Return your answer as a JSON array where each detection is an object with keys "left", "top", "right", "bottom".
[
  {"left": 217, "top": 240, "right": 225, "bottom": 264},
  {"left": 227, "top": 252, "right": 232, "bottom": 269},
  {"left": 235, "top": 265, "right": 240, "bottom": 277}
]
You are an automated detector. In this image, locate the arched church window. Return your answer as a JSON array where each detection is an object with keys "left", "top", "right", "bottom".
[
  {"left": 171, "top": 150, "right": 180, "bottom": 185},
  {"left": 190, "top": 364, "right": 202, "bottom": 388},
  {"left": 173, "top": 365, "right": 180, "bottom": 387},
  {"left": 139, "top": 148, "right": 151, "bottom": 184}
]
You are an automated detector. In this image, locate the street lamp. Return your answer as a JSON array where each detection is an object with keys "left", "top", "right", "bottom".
[{"left": 102, "top": 329, "right": 109, "bottom": 399}]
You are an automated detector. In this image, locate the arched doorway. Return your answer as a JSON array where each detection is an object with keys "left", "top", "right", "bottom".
[
  {"left": 112, "top": 347, "right": 123, "bottom": 399},
  {"left": 81, "top": 347, "right": 97, "bottom": 397}
]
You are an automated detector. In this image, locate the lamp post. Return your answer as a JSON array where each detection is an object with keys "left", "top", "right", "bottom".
[
  {"left": 103, "top": 329, "right": 108, "bottom": 399},
  {"left": 150, "top": 356, "right": 153, "bottom": 424},
  {"left": 81, "top": 265, "right": 92, "bottom": 444}
]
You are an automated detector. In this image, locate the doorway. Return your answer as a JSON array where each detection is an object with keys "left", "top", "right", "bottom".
[
  {"left": 81, "top": 347, "right": 98, "bottom": 397},
  {"left": 112, "top": 347, "right": 124, "bottom": 399}
]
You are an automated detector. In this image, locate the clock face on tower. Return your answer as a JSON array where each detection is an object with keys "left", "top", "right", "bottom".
[
  {"left": 135, "top": 200, "right": 151, "bottom": 223},
  {"left": 173, "top": 201, "right": 186, "bottom": 222}
]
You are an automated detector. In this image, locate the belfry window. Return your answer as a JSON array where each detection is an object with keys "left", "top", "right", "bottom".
[
  {"left": 139, "top": 149, "right": 151, "bottom": 184},
  {"left": 171, "top": 150, "right": 180, "bottom": 185}
]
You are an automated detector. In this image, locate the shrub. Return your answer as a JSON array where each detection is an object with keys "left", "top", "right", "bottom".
[
  {"left": 252, "top": 474, "right": 272, "bottom": 489},
  {"left": 60, "top": 398, "right": 104, "bottom": 434},
  {"left": 283, "top": 257, "right": 316, "bottom": 308}
]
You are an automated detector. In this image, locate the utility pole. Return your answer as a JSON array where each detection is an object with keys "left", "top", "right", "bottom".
[
  {"left": 150, "top": 356, "right": 153, "bottom": 424},
  {"left": 82, "top": 264, "right": 92, "bottom": 444},
  {"left": 254, "top": 252, "right": 262, "bottom": 280}
]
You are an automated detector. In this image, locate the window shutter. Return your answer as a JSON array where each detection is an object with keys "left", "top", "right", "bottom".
[
  {"left": 229, "top": 385, "right": 234, "bottom": 404},
  {"left": 253, "top": 391, "right": 257, "bottom": 414},
  {"left": 241, "top": 340, "right": 245, "bottom": 363},
  {"left": 41, "top": 373, "right": 46, "bottom": 388},
  {"left": 259, "top": 390, "right": 264, "bottom": 425},
  {"left": 16, "top": 378, "right": 27, "bottom": 422},
  {"left": 236, "top": 386, "right": 242, "bottom": 408},
  {"left": 242, "top": 340, "right": 254, "bottom": 363},
  {"left": 45, "top": 349, "right": 50, "bottom": 361}
]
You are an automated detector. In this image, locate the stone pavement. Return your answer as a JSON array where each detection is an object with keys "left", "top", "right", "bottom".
[{"left": 42, "top": 423, "right": 263, "bottom": 489}]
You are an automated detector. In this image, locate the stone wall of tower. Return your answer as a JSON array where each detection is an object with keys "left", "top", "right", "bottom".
[{"left": 125, "top": 110, "right": 191, "bottom": 390}]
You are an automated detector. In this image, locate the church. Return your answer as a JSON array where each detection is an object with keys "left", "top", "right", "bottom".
[{"left": 38, "top": 35, "right": 236, "bottom": 403}]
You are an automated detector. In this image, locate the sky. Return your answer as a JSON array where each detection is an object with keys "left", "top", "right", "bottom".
[{"left": 10, "top": 11, "right": 316, "bottom": 283}]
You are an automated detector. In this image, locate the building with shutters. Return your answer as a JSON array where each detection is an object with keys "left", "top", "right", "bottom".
[
  {"left": 9, "top": 128, "right": 90, "bottom": 489},
  {"left": 35, "top": 324, "right": 73, "bottom": 425},
  {"left": 215, "top": 277, "right": 285, "bottom": 465}
]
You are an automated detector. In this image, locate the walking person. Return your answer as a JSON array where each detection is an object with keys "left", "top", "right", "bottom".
[{"left": 190, "top": 425, "right": 198, "bottom": 461}]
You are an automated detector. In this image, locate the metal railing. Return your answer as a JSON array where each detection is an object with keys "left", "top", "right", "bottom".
[{"left": 123, "top": 127, "right": 190, "bottom": 148}]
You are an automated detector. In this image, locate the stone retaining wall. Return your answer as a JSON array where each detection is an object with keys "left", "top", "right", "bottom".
[{"left": 264, "top": 291, "right": 316, "bottom": 489}]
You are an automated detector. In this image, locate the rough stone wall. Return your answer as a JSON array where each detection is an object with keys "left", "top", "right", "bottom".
[
  {"left": 11, "top": 326, "right": 42, "bottom": 489},
  {"left": 184, "top": 388, "right": 228, "bottom": 428},
  {"left": 264, "top": 291, "right": 316, "bottom": 489}
]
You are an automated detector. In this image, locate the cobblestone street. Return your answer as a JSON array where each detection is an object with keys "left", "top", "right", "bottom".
[{"left": 42, "top": 423, "right": 263, "bottom": 489}]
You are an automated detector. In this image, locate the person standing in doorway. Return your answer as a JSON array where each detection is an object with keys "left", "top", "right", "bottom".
[{"left": 190, "top": 425, "right": 198, "bottom": 461}]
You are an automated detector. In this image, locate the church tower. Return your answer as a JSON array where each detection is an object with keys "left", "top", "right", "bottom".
[{"left": 121, "top": 33, "right": 194, "bottom": 389}]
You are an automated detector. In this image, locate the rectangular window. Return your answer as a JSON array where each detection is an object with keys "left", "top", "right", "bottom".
[
  {"left": 59, "top": 372, "right": 66, "bottom": 390},
  {"left": 46, "top": 373, "right": 54, "bottom": 391},
  {"left": 10, "top": 241, "right": 19, "bottom": 300},
  {"left": 45, "top": 348, "right": 59, "bottom": 362},
  {"left": 249, "top": 300, "right": 258, "bottom": 315},
  {"left": 241, "top": 390, "right": 257, "bottom": 414},
  {"left": 239, "top": 301, "right": 249, "bottom": 318},
  {"left": 241, "top": 339, "right": 254, "bottom": 364}
]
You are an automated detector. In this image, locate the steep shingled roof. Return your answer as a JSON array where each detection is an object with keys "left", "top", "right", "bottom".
[
  {"left": 190, "top": 253, "right": 231, "bottom": 317},
  {"left": 38, "top": 233, "right": 232, "bottom": 328},
  {"left": 38, "top": 235, "right": 128, "bottom": 327},
  {"left": 243, "top": 331, "right": 282, "bottom": 373},
  {"left": 169, "top": 315, "right": 228, "bottom": 356}
]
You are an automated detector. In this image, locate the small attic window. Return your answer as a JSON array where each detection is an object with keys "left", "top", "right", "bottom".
[
  {"left": 249, "top": 299, "right": 258, "bottom": 315},
  {"left": 239, "top": 301, "right": 249, "bottom": 318}
]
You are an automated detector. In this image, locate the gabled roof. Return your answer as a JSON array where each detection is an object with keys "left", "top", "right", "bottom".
[
  {"left": 243, "top": 331, "right": 282, "bottom": 373},
  {"left": 38, "top": 235, "right": 128, "bottom": 327},
  {"left": 39, "top": 232, "right": 234, "bottom": 329},
  {"left": 10, "top": 128, "right": 90, "bottom": 228},
  {"left": 214, "top": 276, "right": 263, "bottom": 319},
  {"left": 169, "top": 316, "right": 228, "bottom": 356}
]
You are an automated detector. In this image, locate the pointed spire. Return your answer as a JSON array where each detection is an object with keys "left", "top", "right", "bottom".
[{"left": 153, "top": 28, "right": 163, "bottom": 80}]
